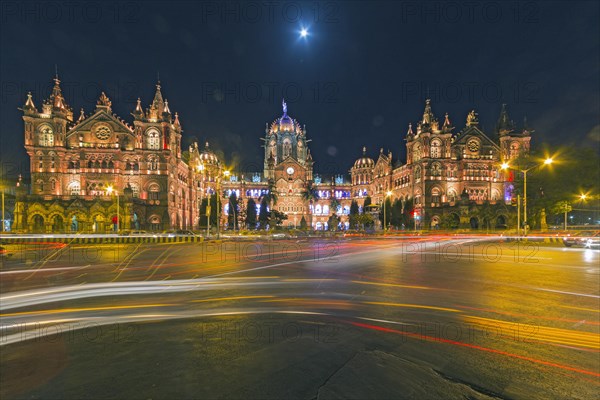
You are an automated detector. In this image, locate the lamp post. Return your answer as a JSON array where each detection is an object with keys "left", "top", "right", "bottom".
[
  {"left": 1, "top": 187, "right": 4, "bottom": 233},
  {"left": 216, "top": 170, "right": 230, "bottom": 239},
  {"left": 383, "top": 191, "right": 392, "bottom": 233},
  {"left": 501, "top": 157, "right": 553, "bottom": 236},
  {"left": 107, "top": 186, "right": 119, "bottom": 234}
]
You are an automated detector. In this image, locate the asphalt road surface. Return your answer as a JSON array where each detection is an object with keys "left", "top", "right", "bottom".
[{"left": 1, "top": 237, "right": 599, "bottom": 399}]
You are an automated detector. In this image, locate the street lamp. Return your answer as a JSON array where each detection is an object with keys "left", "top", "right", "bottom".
[
  {"left": 106, "top": 185, "right": 119, "bottom": 234},
  {"left": 384, "top": 191, "right": 392, "bottom": 233},
  {"left": 501, "top": 157, "right": 553, "bottom": 236},
  {"left": 216, "top": 170, "right": 231, "bottom": 239},
  {"left": 1, "top": 185, "right": 5, "bottom": 233}
]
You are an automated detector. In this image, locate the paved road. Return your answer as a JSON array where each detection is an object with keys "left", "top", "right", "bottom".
[{"left": 1, "top": 237, "right": 599, "bottom": 399}]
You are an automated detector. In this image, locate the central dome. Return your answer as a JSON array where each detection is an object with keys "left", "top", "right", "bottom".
[
  {"left": 353, "top": 146, "right": 374, "bottom": 169},
  {"left": 199, "top": 141, "right": 220, "bottom": 166}
]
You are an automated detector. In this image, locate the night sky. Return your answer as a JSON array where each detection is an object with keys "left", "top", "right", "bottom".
[{"left": 1, "top": 1, "right": 599, "bottom": 179}]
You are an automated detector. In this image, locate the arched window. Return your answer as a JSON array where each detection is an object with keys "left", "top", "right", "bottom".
[
  {"left": 282, "top": 138, "right": 292, "bottom": 158},
  {"left": 509, "top": 141, "right": 520, "bottom": 158},
  {"left": 431, "top": 162, "right": 442, "bottom": 176},
  {"left": 430, "top": 139, "right": 442, "bottom": 158},
  {"left": 148, "top": 183, "right": 160, "bottom": 200},
  {"left": 431, "top": 187, "right": 441, "bottom": 204},
  {"left": 68, "top": 181, "right": 80, "bottom": 196},
  {"left": 36, "top": 180, "right": 44, "bottom": 193},
  {"left": 39, "top": 126, "right": 54, "bottom": 147},
  {"left": 414, "top": 166, "right": 422, "bottom": 182},
  {"left": 413, "top": 143, "right": 422, "bottom": 162},
  {"left": 146, "top": 129, "right": 160, "bottom": 150},
  {"left": 130, "top": 183, "right": 140, "bottom": 198},
  {"left": 448, "top": 189, "right": 457, "bottom": 203}
]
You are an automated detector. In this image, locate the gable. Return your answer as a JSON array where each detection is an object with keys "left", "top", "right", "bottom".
[
  {"left": 67, "top": 109, "right": 133, "bottom": 138},
  {"left": 453, "top": 126, "right": 500, "bottom": 150}
]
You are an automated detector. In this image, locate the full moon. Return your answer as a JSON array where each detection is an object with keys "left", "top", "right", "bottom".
[{"left": 300, "top": 28, "right": 308, "bottom": 38}]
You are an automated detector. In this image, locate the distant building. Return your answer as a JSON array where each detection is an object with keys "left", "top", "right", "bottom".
[{"left": 12, "top": 75, "right": 530, "bottom": 233}]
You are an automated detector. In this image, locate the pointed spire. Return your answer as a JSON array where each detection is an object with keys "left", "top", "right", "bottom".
[
  {"left": 48, "top": 74, "right": 68, "bottom": 111},
  {"left": 24, "top": 92, "right": 37, "bottom": 111},
  {"left": 496, "top": 104, "right": 515, "bottom": 135},
  {"left": 174, "top": 112, "right": 181, "bottom": 127},
  {"left": 163, "top": 99, "right": 171, "bottom": 114},
  {"left": 442, "top": 112, "right": 454, "bottom": 133},
  {"left": 77, "top": 108, "right": 86, "bottom": 123},
  {"left": 422, "top": 98, "right": 435, "bottom": 125},
  {"left": 521, "top": 115, "right": 533, "bottom": 135},
  {"left": 152, "top": 80, "right": 164, "bottom": 108},
  {"left": 406, "top": 122, "right": 414, "bottom": 136},
  {"left": 307, "top": 149, "right": 313, "bottom": 161},
  {"left": 362, "top": 146, "right": 367, "bottom": 155}
]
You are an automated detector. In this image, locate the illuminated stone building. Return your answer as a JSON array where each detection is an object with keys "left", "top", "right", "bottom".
[{"left": 14, "top": 75, "right": 529, "bottom": 232}]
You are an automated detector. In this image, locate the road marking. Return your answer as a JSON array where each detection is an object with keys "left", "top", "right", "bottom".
[
  {"left": 191, "top": 295, "right": 275, "bottom": 303},
  {"left": 351, "top": 280, "right": 431, "bottom": 290},
  {"left": 362, "top": 301, "right": 462, "bottom": 313},
  {"left": 0, "top": 303, "right": 175, "bottom": 317},
  {"left": 0, "top": 265, "right": 90, "bottom": 275}
]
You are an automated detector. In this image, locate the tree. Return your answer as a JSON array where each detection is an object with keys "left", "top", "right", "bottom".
[
  {"left": 299, "top": 216, "right": 308, "bottom": 230},
  {"left": 330, "top": 197, "right": 340, "bottom": 213},
  {"left": 245, "top": 198, "right": 257, "bottom": 230},
  {"left": 209, "top": 193, "right": 218, "bottom": 227},
  {"left": 269, "top": 210, "right": 288, "bottom": 227},
  {"left": 327, "top": 213, "right": 340, "bottom": 231},
  {"left": 349, "top": 200, "right": 360, "bottom": 229},
  {"left": 390, "top": 199, "right": 403, "bottom": 228},
  {"left": 363, "top": 196, "right": 372, "bottom": 213},
  {"left": 227, "top": 192, "right": 239, "bottom": 230},
  {"left": 258, "top": 197, "right": 269, "bottom": 229},
  {"left": 378, "top": 197, "right": 392, "bottom": 229},
  {"left": 402, "top": 197, "right": 415, "bottom": 229},
  {"left": 302, "top": 182, "right": 320, "bottom": 226},
  {"left": 261, "top": 179, "right": 278, "bottom": 207},
  {"left": 477, "top": 201, "right": 495, "bottom": 232},
  {"left": 199, "top": 197, "right": 208, "bottom": 228}
]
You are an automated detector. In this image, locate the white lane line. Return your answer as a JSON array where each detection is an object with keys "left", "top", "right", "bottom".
[{"left": 0, "top": 265, "right": 91, "bottom": 275}]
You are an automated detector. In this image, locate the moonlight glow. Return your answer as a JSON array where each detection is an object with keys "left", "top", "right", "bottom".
[{"left": 300, "top": 28, "right": 308, "bottom": 38}]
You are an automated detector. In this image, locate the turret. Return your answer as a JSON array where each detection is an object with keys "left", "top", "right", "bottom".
[{"left": 496, "top": 104, "right": 515, "bottom": 136}]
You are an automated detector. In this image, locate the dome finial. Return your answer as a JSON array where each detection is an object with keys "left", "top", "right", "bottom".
[
  {"left": 282, "top": 98, "right": 287, "bottom": 115},
  {"left": 362, "top": 146, "right": 366, "bottom": 155}
]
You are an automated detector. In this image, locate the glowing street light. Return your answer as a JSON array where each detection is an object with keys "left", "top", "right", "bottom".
[
  {"left": 500, "top": 157, "right": 556, "bottom": 236},
  {"left": 579, "top": 193, "right": 588, "bottom": 201}
]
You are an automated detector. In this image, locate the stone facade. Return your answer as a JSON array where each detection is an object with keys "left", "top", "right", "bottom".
[{"left": 13, "top": 75, "right": 530, "bottom": 233}]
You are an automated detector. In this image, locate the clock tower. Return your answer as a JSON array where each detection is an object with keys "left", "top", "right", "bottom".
[{"left": 262, "top": 100, "right": 314, "bottom": 226}]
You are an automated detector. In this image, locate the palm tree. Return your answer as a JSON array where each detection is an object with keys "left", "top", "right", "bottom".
[
  {"left": 302, "top": 182, "right": 320, "bottom": 228},
  {"left": 260, "top": 179, "right": 278, "bottom": 207}
]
